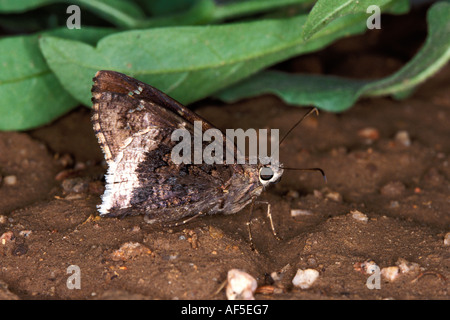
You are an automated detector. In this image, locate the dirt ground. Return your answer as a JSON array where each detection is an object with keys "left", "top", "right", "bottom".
[{"left": 0, "top": 7, "right": 449, "bottom": 300}]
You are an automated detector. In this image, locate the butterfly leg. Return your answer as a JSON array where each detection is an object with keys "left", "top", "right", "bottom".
[
  {"left": 254, "top": 200, "right": 282, "bottom": 241},
  {"left": 160, "top": 212, "right": 205, "bottom": 228},
  {"left": 246, "top": 198, "right": 257, "bottom": 251}
]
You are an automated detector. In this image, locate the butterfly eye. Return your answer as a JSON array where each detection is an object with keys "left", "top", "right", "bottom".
[{"left": 259, "top": 167, "right": 274, "bottom": 181}]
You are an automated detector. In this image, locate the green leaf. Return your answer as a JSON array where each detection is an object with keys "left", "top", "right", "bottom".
[
  {"left": 0, "top": 0, "right": 145, "bottom": 28},
  {"left": 0, "top": 27, "right": 115, "bottom": 131},
  {"left": 39, "top": 12, "right": 368, "bottom": 108},
  {"left": 137, "top": 0, "right": 314, "bottom": 29},
  {"left": 363, "top": 1, "right": 450, "bottom": 96},
  {"left": 0, "top": 0, "right": 57, "bottom": 12},
  {"left": 216, "top": 71, "right": 367, "bottom": 112},
  {"left": 301, "top": 0, "right": 405, "bottom": 40},
  {"left": 216, "top": 2, "right": 450, "bottom": 112},
  {"left": 73, "top": 0, "right": 145, "bottom": 28}
]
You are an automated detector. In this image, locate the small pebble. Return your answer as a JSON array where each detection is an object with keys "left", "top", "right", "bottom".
[
  {"left": 226, "top": 269, "right": 257, "bottom": 300},
  {"left": 286, "top": 190, "right": 300, "bottom": 198},
  {"left": 444, "top": 233, "right": 450, "bottom": 246},
  {"left": 381, "top": 266, "right": 400, "bottom": 281},
  {"left": 358, "top": 127, "right": 380, "bottom": 144},
  {"left": 56, "top": 153, "right": 74, "bottom": 168},
  {"left": 395, "top": 258, "right": 420, "bottom": 274},
  {"left": 291, "top": 209, "right": 313, "bottom": 217},
  {"left": 3, "top": 175, "right": 17, "bottom": 186},
  {"left": 0, "top": 231, "right": 15, "bottom": 244},
  {"left": 19, "top": 230, "right": 32, "bottom": 237},
  {"left": 389, "top": 201, "right": 400, "bottom": 208},
  {"left": 292, "top": 269, "right": 319, "bottom": 289},
  {"left": 0, "top": 215, "right": 7, "bottom": 224},
  {"left": 313, "top": 190, "right": 323, "bottom": 199},
  {"left": 394, "top": 130, "right": 411, "bottom": 147},
  {"left": 380, "top": 181, "right": 406, "bottom": 197},
  {"left": 326, "top": 191, "right": 342, "bottom": 202},
  {"left": 130, "top": 225, "right": 140, "bottom": 233},
  {"left": 110, "top": 242, "right": 151, "bottom": 261},
  {"left": 62, "top": 178, "right": 89, "bottom": 194},
  {"left": 351, "top": 210, "right": 368, "bottom": 223}
]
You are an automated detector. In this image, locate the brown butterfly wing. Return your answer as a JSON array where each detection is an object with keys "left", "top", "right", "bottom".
[{"left": 91, "top": 70, "right": 237, "bottom": 221}]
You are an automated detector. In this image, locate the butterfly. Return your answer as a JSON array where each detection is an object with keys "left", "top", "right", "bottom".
[{"left": 91, "top": 70, "right": 287, "bottom": 229}]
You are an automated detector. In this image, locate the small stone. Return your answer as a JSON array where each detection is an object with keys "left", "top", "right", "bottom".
[
  {"left": 0, "top": 215, "right": 7, "bottom": 224},
  {"left": 444, "top": 233, "right": 450, "bottom": 246},
  {"left": 380, "top": 181, "right": 406, "bottom": 197},
  {"left": 358, "top": 127, "right": 380, "bottom": 144},
  {"left": 19, "top": 230, "right": 32, "bottom": 237},
  {"left": 62, "top": 178, "right": 89, "bottom": 194},
  {"left": 394, "top": 130, "right": 411, "bottom": 147},
  {"left": 292, "top": 269, "right": 319, "bottom": 289},
  {"left": 226, "top": 269, "right": 257, "bottom": 300},
  {"left": 286, "top": 190, "right": 299, "bottom": 198},
  {"left": 57, "top": 153, "right": 74, "bottom": 168},
  {"left": 3, "top": 175, "right": 17, "bottom": 186},
  {"left": 351, "top": 210, "right": 368, "bottom": 223},
  {"left": 110, "top": 242, "right": 151, "bottom": 261},
  {"left": 381, "top": 266, "right": 400, "bottom": 281},
  {"left": 0, "top": 231, "right": 14, "bottom": 245},
  {"left": 326, "top": 191, "right": 342, "bottom": 202},
  {"left": 291, "top": 209, "right": 313, "bottom": 217},
  {"left": 389, "top": 201, "right": 400, "bottom": 208},
  {"left": 270, "top": 272, "right": 281, "bottom": 282},
  {"left": 395, "top": 258, "right": 420, "bottom": 274},
  {"left": 313, "top": 190, "right": 323, "bottom": 199},
  {"left": 0, "top": 231, "right": 15, "bottom": 256}
]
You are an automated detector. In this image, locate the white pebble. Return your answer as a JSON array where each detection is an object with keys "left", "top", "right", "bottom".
[
  {"left": 444, "top": 233, "right": 450, "bottom": 246},
  {"left": 351, "top": 210, "right": 368, "bottom": 222},
  {"left": 326, "top": 191, "right": 342, "bottom": 202},
  {"left": 395, "top": 130, "right": 411, "bottom": 146},
  {"left": 290, "top": 209, "right": 313, "bottom": 217},
  {"left": 381, "top": 266, "right": 400, "bottom": 281},
  {"left": 395, "top": 258, "right": 420, "bottom": 274},
  {"left": 19, "top": 230, "right": 32, "bottom": 237},
  {"left": 226, "top": 269, "right": 257, "bottom": 300},
  {"left": 292, "top": 269, "right": 319, "bottom": 289},
  {"left": 3, "top": 175, "right": 17, "bottom": 186}
]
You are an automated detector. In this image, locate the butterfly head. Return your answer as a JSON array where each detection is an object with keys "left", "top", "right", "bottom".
[{"left": 257, "top": 158, "right": 283, "bottom": 187}]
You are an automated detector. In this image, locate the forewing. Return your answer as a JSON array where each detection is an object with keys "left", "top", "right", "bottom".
[{"left": 91, "top": 70, "right": 233, "bottom": 220}]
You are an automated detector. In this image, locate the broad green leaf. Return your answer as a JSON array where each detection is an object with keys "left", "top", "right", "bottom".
[
  {"left": 0, "top": 27, "right": 115, "bottom": 131},
  {"left": 138, "top": 0, "right": 314, "bottom": 29},
  {"left": 39, "top": 12, "right": 368, "bottom": 108},
  {"left": 212, "top": 0, "right": 314, "bottom": 21},
  {"left": 73, "top": 0, "right": 145, "bottom": 28},
  {"left": 301, "top": 0, "right": 407, "bottom": 40},
  {"left": 0, "top": 0, "right": 56, "bottom": 12},
  {"left": 363, "top": 1, "right": 450, "bottom": 96},
  {"left": 0, "top": 0, "right": 144, "bottom": 28},
  {"left": 216, "top": 71, "right": 367, "bottom": 112},
  {"left": 216, "top": 2, "right": 450, "bottom": 112}
]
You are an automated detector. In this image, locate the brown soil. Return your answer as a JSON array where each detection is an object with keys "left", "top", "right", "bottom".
[{"left": 0, "top": 8, "right": 448, "bottom": 300}]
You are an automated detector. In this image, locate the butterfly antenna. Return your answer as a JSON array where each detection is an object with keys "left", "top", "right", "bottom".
[
  {"left": 279, "top": 107, "right": 319, "bottom": 146},
  {"left": 282, "top": 167, "right": 327, "bottom": 183}
]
